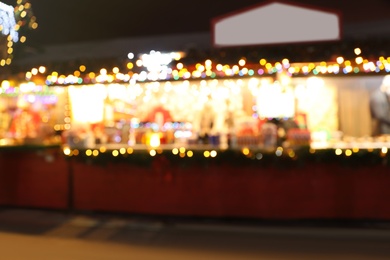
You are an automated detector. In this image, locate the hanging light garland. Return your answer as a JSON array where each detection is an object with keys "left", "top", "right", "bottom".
[{"left": 0, "top": 0, "right": 37, "bottom": 66}]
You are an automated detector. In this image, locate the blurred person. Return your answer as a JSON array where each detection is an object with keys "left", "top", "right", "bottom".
[{"left": 370, "top": 75, "right": 390, "bottom": 135}]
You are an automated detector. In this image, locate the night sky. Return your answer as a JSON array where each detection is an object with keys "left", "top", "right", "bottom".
[{"left": 3, "top": 0, "right": 390, "bottom": 47}]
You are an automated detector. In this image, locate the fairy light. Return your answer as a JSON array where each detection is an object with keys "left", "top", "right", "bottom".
[{"left": 0, "top": 2, "right": 18, "bottom": 42}]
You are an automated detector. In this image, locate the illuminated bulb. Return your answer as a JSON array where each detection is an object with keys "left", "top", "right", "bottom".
[
  {"left": 38, "top": 66, "right": 46, "bottom": 73},
  {"left": 355, "top": 57, "right": 363, "bottom": 64},
  {"left": 354, "top": 48, "right": 362, "bottom": 55},
  {"left": 242, "top": 148, "right": 250, "bottom": 156},
  {"left": 63, "top": 147, "right": 71, "bottom": 156},
  {"left": 149, "top": 133, "right": 160, "bottom": 148},
  {"left": 176, "top": 63, "right": 183, "bottom": 70},
  {"left": 112, "top": 67, "right": 119, "bottom": 74}
]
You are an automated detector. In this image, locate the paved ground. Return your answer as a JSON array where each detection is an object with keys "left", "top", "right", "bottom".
[{"left": 1, "top": 208, "right": 390, "bottom": 259}]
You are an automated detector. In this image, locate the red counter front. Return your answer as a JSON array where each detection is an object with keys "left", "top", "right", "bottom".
[{"left": 1, "top": 146, "right": 390, "bottom": 220}]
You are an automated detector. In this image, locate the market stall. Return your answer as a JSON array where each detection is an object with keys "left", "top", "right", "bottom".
[{"left": 1, "top": 49, "right": 390, "bottom": 219}]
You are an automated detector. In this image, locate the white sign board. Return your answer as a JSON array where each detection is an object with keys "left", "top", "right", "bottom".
[{"left": 212, "top": 0, "right": 341, "bottom": 47}]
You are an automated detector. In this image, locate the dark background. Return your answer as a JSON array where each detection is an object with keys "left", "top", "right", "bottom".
[{"left": 3, "top": 0, "right": 390, "bottom": 46}]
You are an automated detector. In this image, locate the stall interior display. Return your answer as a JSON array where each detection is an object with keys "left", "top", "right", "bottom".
[
  {"left": 0, "top": 81, "right": 68, "bottom": 146},
  {"left": 4, "top": 73, "right": 388, "bottom": 150},
  {"left": 64, "top": 77, "right": 312, "bottom": 150}
]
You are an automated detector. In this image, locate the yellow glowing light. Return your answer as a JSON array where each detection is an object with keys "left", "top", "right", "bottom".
[
  {"left": 242, "top": 148, "right": 250, "bottom": 156},
  {"left": 127, "top": 62, "right": 134, "bottom": 70},
  {"left": 32, "top": 22, "right": 38, "bottom": 29},
  {"left": 150, "top": 150, "right": 157, "bottom": 156},
  {"left": 204, "top": 151, "right": 210, "bottom": 158},
  {"left": 79, "top": 65, "right": 86, "bottom": 72},
  {"left": 99, "top": 146, "right": 106, "bottom": 153},
  {"left": 20, "top": 11, "right": 26, "bottom": 18},
  {"left": 38, "top": 66, "right": 46, "bottom": 74},
  {"left": 179, "top": 152, "right": 185, "bottom": 158},
  {"left": 179, "top": 147, "right": 186, "bottom": 153},
  {"left": 93, "top": 150, "right": 99, "bottom": 156},
  {"left": 136, "top": 60, "right": 143, "bottom": 67},
  {"left": 355, "top": 57, "right": 363, "bottom": 64},
  {"left": 176, "top": 63, "right": 183, "bottom": 70},
  {"left": 335, "top": 148, "right": 342, "bottom": 155},
  {"left": 1, "top": 80, "right": 10, "bottom": 89},
  {"left": 31, "top": 68, "right": 38, "bottom": 75},
  {"left": 259, "top": 59, "right": 267, "bottom": 66},
  {"left": 238, "top": 59, "right": 246, "bottom": 66},
  {"left": 120, "top": 148, "right": 126, "bottom": 154},
  {"left": 354, "top": 48, "right": 362, "bottom": 55},
  {"left": 187, "top": 151, "right": 193, "bottom": 157},
  {"left": 113, "top": 67, "right": 120, "bottom": 74},
  {"left": 63, "top": 147, "right": 71, "bottom": 156},
  {"left": 345, "top": 149, "right": 352, "bottom": 157},
  {"left": 352, "top": 147, "right": 359, "bottom": 153},
  {"left": 20, "top": 36, "right": 26, "bottom": 43},
  {"left": 89, "top": 72, "right": 96, "bottom": 78},
  {"left": 86, "top": 150, "right": 92, "bottom": 156},
  {"left": 25, "top": 71, "right": 32, "bottom": 79},
  {"left": 381, "top": 147, "right": 388, "bottom": 154},
  {"left": 112, "top": 150, "right": 119, "bottom": 157},
  {"left": 172, "top": 148, "right": 179, "bottom": 155},
  {"left": 149, "top": 133, "right": 161, "bottom": 148},
  {"left": 127, "top": 147, "right": 133, "bottom": 154},
  {"left": 197, "top": 64, "right": 205, "bottom": 72}
]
